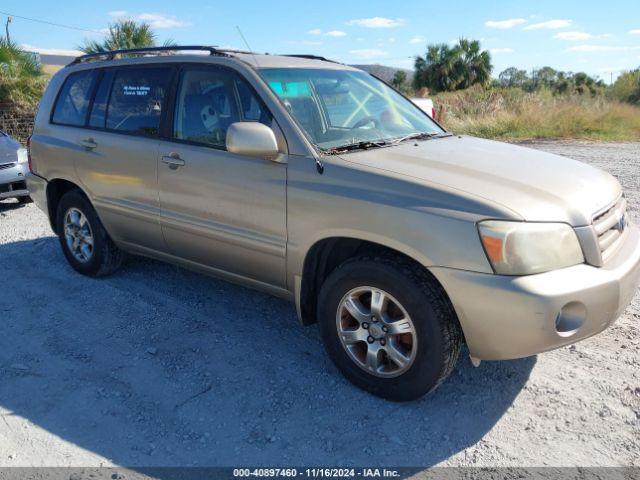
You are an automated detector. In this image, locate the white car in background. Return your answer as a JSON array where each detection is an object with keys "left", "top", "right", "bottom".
[{"left": 411, "top": 97, "right": 435, "bottom": 118}]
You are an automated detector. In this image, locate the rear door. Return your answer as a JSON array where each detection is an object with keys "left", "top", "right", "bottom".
[
  {"left": 157, "top": 65, "right": 287, "bottom": 287},
  {"left": 72, "top": 65, "right": 174, "bottom": 252}
]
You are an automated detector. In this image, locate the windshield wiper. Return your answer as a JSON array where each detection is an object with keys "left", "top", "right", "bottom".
[
  {"left": 322, "top": 132, "right": 453, "bottom": 155},
  {"left": 323, "top": 139, "right": 391, "bottom": 155},
  {"left": 389, "top": 131, "right": 444, "bottom": 145}
]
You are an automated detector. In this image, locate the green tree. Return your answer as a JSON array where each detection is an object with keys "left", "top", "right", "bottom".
[
  {"left": 498, "top": 67, "right": 529, "bottom": 88},
  {"left": 570, "top": 72, "right": 600, "bottom": 95},
  {"left": 391, "top": 70, "right": 407, "bottom": 90},
  {"left": 549, "top": 71, "right": 603, "bottom": 96},
  {"left": 413, "top": 43, "right": 459, "bottom": 92},
  {"left": 413, "top": 39, "right": 492, "bottom": 93},
  {"left": 609, "top": 69, "right": 640, "bottom": 104},
  {"left": 80, "top": 19, "right": 172, "bottom": 53},
  {"left": 497, "top": 65, "right": 605, "bottom": 96},
  {"left": 453, "top": 38, "right": 492, "bottom": 89},
  {"left": 0, "top": 36, "right": 47, "bottom": 109},
  {"left": 532, "top": 66, "right": 558, "bottom": 89}
]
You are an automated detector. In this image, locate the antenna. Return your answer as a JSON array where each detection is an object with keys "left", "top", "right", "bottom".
[{"left": 236, "top": 25, "right": 260, "bottom": 66}]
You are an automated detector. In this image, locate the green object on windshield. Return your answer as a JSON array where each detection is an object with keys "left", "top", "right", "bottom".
[{"left": 268, "top": 81, "right": 311, "bottom": 98}]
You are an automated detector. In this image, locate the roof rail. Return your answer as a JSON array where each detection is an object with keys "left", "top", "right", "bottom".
[
  {"left": 215, "top": 48, "right": 256, "bottom": 55},
  {"left": 282, "top": 54, "right": 342, "bottom": 64},
  {"left": 71, "top": 45, "right": 229, "bottom": 65}
]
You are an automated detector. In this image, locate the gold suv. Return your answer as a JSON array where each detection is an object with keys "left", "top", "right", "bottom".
[{"left": 27, "top": 47, "right": 640, "bottom": 400}]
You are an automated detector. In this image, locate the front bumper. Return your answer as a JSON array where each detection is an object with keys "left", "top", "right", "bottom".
[
  {"left": 431, "top": 223, "right": 640, "bottom": 360},
  {"left": 0, "top": 162, "right": 29, "bottom": 199}
]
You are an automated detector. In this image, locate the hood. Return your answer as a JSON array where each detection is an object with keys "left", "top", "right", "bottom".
[
  {"left": 0, "top": 134, "right": 21, "bottom": 164},
  {"left": 338, "top": 136, "right": 621, "bottom": 225}
]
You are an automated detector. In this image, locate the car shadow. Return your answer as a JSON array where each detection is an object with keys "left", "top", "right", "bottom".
[
  {"left": 0, "top": 199, "right": 28, "bottom": 213},
  {"left": 0, "top": 237, "right": 535, "bottom": 468}
]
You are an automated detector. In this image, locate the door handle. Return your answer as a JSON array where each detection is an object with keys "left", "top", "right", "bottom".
[
  {"left": 162, "top": 153, "right": 186, "bottom": 169},
  {"left": 79, "top": 138, "right": 97, "bottom": 150}
]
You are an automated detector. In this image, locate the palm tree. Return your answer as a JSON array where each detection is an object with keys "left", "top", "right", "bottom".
[
  {"left": 413, "top": 43, "right": 460, "bottom": 92},
  {"left": 454, "top": 38, "right": 492, "bottom": 89},
  {"left": 0, "top": 36, "right": 47, "bottom": 109},
  {"left": 391, "top": 70, "right": 407, "bottom": 90},
  {"left": 413, "top": 39, "right": 492, "bottom": 92},
  {"left": 80, "top": 19, "right": 171, "bottom": 53}
]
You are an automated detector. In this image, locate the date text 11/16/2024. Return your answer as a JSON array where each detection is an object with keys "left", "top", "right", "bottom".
[{"left": 232, "top": 468, "right": 401, "bottom": 478}]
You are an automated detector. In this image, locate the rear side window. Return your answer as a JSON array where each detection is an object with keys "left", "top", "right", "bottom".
[
  {"left": 52, "top": 70, "right": 97, "bottom": 126},
  {"left": 106, "top": 67, "right": 171, "bottom": 136}
]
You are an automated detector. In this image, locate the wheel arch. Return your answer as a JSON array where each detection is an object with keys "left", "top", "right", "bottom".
[
  {"left": 297, "top": 236, "right": 456, "bottom": 328},
  {"left": 46, "top": 178, "right": 90, "bottom": 234}
]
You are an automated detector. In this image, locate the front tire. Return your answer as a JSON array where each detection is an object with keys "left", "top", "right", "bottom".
[
  {"left": 56, "top": 190, "right": 124, "bottom": 277},
  {"left": 318, "top": 256, "right": 462, "bottom": 401}
]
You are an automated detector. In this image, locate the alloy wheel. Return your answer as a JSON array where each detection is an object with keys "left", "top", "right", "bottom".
[
  {"left": 336, "top": 286, "right": 417, "bottom": 378},
  {"left": 64, "top": 207, "right": 94, "bottom": 263}
]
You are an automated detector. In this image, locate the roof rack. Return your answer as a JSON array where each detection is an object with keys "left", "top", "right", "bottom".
[
  {"left": 282, "top": 54, "right": 341, "bottom": 64},
  {"left": 71, "top": 45, "right": 230, "bottom": 64}
]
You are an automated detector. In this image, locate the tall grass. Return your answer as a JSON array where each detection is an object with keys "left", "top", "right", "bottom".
[{"left": 433, "top": 86, "right": 640, "bottom": 141}]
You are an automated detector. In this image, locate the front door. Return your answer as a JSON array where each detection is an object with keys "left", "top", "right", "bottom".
[{"left": 157, "top": 65, "right": 287, "bottom": 287}]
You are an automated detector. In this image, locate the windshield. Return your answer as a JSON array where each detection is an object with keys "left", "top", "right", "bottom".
[{"left": 260, "top": 68, "right": 444, "bottom": 150}]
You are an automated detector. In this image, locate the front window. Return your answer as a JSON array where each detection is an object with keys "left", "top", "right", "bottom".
[
  {"left": 260, "top": 68, "right": 444, "bottom": 150},
  {"left": 173, "top": 67, "right": 272, "bottom": 149}
]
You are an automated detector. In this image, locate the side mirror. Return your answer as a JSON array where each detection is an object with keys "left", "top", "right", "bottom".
[{"left": 226, "top": 122, "right": 280, "bottom": 161}]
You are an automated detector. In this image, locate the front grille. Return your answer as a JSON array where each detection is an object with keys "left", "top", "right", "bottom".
[
  {"left": 0, "top": 162, "right": 16, "bottom": 171},
  {"left": 592, "top": 196, "right": 628, "bottom": 262}
]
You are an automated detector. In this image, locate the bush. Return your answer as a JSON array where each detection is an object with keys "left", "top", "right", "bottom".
[{"left": 0, "top": 37, "right": 48, "bottom": 110}]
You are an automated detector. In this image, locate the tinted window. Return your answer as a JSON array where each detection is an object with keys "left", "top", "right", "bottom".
[
  {"left": 89, "top": 70, "right": 115, "bottom": 128},
  {"left": 236, "top": 80, "right": 270, "bottom": 123},
  {"left": 52, "top": 70, "right": 97, "bottom": 126},
  {"left": 173, "top": 68, "right": 271, "bottom": 149},
  {"left": 106, "top": 67, "right": 171, "bottom": 136}
]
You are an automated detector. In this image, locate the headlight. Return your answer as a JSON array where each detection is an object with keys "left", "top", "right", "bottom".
[
  {"left": 16, "top": 147, "right": 28, "bottom": 164},
  {"left": 478, "top": 221, "right": 584, "bottom": 275}
]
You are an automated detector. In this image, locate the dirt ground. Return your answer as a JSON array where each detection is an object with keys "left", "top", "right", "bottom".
[{"left": 0, "top": 141, "right": 638, "bottom": 468}]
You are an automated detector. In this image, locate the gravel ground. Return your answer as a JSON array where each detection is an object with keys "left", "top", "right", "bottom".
[{"left": 0, "top": 141, "right": 638, "bottom": 468}]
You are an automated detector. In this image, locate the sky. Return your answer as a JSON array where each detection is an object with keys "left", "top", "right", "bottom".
[{"left": 2, "top": 0, "right": 639, "bottom": 83}]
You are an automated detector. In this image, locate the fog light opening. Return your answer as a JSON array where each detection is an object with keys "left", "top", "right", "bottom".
[{"left": 555, "top": 302, "right": 587, "bottom": 338}]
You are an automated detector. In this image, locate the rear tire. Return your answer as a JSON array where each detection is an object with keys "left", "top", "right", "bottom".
[
  {"left": 318, "top": 255, "right": 462, "bottom": 401},
  {"left": 56, "top": 190, "right": 124, "bottom": 277}
]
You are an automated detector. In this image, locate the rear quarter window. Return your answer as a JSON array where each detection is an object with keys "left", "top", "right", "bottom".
[{"left": 51, "top": 70, "right": 97, "bottom": 126}]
